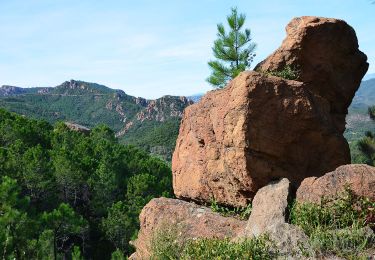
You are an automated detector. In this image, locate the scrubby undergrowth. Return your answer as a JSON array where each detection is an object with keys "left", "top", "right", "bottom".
[
  {"left": 209, "top": 199, "right": 252, "bottom": 220},
  {"left": 150, "top": 222, "right": 276, "bottom": 260},
  {"left": 290, "top": 189, "right": 375, "bottom": 259},
  {"left": 150, "top": 189, "right": 375, "bottom": 260}
]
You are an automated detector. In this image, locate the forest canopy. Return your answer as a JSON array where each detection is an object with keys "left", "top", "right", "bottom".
[{"left": 0, "top": 108, "right": 173, "bottom": 259}]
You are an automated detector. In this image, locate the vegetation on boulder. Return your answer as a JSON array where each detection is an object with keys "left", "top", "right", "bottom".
[{"left": 260, "top": 65, "right": 300, "bottom": 80}]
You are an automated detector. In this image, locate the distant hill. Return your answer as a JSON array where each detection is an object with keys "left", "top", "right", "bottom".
[
  {"left": 345, "top": 78, "right": 375, "bottom": 162},
  {"left": 0, "top": 80, "right": 193, "bottom": 160},
  {"left": 350, "top": 78, "right": 375, "bottom": 109}
]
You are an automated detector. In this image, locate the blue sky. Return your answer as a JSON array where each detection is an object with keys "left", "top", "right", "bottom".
[{"left": 0, "top": 0, "right": 374, "bottom": 99}]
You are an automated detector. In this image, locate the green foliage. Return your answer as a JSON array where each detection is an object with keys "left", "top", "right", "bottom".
[
  {"left": 182, "top": 237, "right": 276, "bottom": 260},
  {"left": 290, "top": 189, "right": 375, "bottom": 258},
  {"left": 111, "top": 249, "right": 126, "bottom": 260},
  {"left": 356, "top": 104, "right": 375, "bottom": 165},
  {"left": 121, "top": 119, "right": 181, "bottom": 161},
  {"left": 0, "top": 108, "right": 173, "bottom": 258},
  {"left": 150, "top": 223, "right": 276, "bottom": 260},
  {"left": 34, "top": 230, "right": 55, "bottom": 259},
  {"left": 42, "top": 203, "right": 88, "bottom": 259},
  {"left": 101, "top": 201, "right": 135, "bottom": 253},
  {"left": 72, "top": 246, "right": 83, "bottom": 260},
  {"left": 261, "top": 65, "right": 299, "bottom": 80},
  {"left": 357, "top": 131, "right": 375, "bottom": 165},
  {"left": 0, "top": 176, "right": 31, "bottom": 259},
  {"left": 0, "top": 81, "right": 190, "bottom": 161},
  {"left": 306, "top": 227, "right": 374, "bottom": 258},
  {"left": 368, "top": 105, "right": 375, "bottom": 120},
  {"left": 150, "top": 222, "right": 188, "bottom": 260},
  {"left": 207, "top": 7, "right": 256, "bottom": 88},
  {"left": 210, "top": 199, "right": 252, "bottom": 220}
]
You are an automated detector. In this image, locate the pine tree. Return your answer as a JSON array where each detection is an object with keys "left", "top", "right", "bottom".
[
  {"left": 207, "top": 7, "right": 256, "bottom": 88},
  {"left": 358, "top": 105, "right": 375, "bottom": 165}
]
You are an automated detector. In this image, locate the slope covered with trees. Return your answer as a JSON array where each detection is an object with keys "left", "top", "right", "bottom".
[
  {"left": 0, "top": 108, "right": 172, "bottom": 258},
  {"left": 345, "top": 78, "right": 375, "bottom": 162},
  {"left": 0, "top": 80, "right": 193, "bottom": 161}
]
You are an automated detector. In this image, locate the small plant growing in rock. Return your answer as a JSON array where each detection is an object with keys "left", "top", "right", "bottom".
[
  {"left": 210, "top": 199, "right": 252, "bottom": 220},
  {"left": 260, "top": 65, "right": 300, "bottom": 80}
]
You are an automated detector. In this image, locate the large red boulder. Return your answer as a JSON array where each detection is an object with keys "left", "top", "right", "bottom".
[{"left": 172, "top": 16, "right": 368, "bottom": 207}]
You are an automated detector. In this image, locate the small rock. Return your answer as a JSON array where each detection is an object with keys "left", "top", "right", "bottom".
[
  {"left": 244, "top": 178, "right": 290, "bottom": 236},
  {"left": 267, "top": 223, "right": 309, "bottom": 258},
  {"left": 64, "top": 122, "right": 90, "bottom": 134},
  {"left": 238, "top": 178, "right": 309, "bottom": 258}
]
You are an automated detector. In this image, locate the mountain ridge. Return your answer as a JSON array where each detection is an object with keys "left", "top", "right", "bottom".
[{"left": 0, "top": 79, "right": 193, "bottom": 160}]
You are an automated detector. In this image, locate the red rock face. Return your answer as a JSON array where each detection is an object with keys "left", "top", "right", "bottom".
[
  {"left": 256, "top": 16, "right": 369, "bottom": 130},
  {"left": 296, "top": 164, "right": 375, "bottom": 204},
  {"left": 172, "top": 16, "right": 368, "bottom": 207}
]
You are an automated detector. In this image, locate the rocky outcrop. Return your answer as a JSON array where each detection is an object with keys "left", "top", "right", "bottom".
[
  {"left": 64, "top": 122, "right": 91, "bottom": 134},
  {"left": 0, "top": 85, "right": 27, "bottom": 96},
  {"left": 130, "top": 198, "right": 246, "bottom": 259},
  {"left": 296, "top": 164, "right": 375, "bottom": 204},
  {"left": 172, "top": 16, "right": 368, "bottom": 207},
  {"left": 135, "top": 95, "right": 193, "bottom": 123}
]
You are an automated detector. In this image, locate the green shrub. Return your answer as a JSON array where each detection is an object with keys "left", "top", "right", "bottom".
[
  {"left": 150, "top": 222, "right": 188, "bottom": 260},
  {"left": 261, "top": 65, "right": 299, "bottom": 80},
  {"left": 290, "top": 188, "right": 375, "bottom": 258},
  {"left": 307, "top": 227, "right": 374, "bottom": 258},
  {"left": 290, "top": 189, "right": 374, "bottom": 234},
  {"left": 181, "top": 236, "right": 276, "bottom": 260},
  {"left": 150, "top": 222, "right": 276, "bottom": 260},
  {"left": 210, "top": 199, "right": 252, "bottom": 220},
  {"left": 111, "top": 249, "right": 126, "bottom": 260}
]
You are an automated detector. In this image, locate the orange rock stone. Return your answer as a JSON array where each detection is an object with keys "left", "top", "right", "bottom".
[
  {"left": 129, "top": 198, "right": 246, "bottom": 259},
  {"left": 296, "top": 164, "right": 375, "bottom": 203},
  {"left": 172, "top": 16, "right": 368, "bottom": 207}
]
